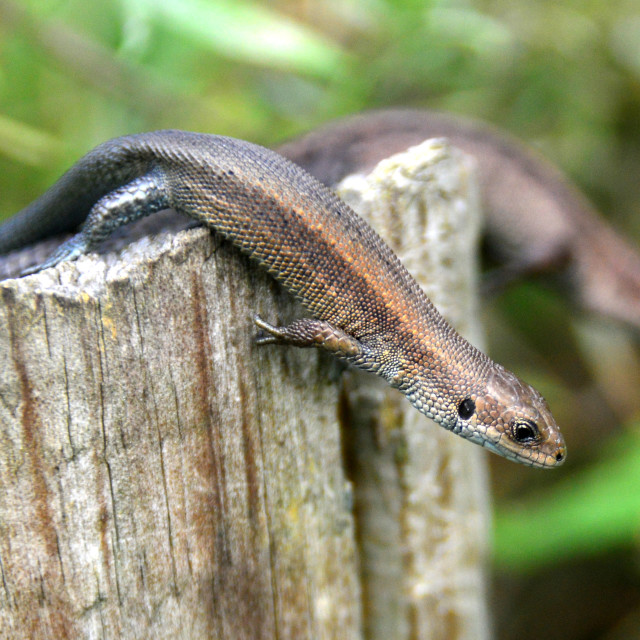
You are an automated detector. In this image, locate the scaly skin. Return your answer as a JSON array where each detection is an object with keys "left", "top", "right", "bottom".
[{"left": 0, "top": 130, "right": 566, "bottom": 467}]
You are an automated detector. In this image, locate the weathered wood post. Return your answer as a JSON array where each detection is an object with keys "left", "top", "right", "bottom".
[
  {"left": 0, "top": 138, "right": 489, "bottom": 639},
  {"left": 335, "top": 141, "right": 490, "bottom": 640}
]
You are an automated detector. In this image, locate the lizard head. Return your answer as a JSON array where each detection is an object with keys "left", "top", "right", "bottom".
[
  {"left": 453, "top": 364, "right": 566, "bottom": 468},
  {"left": 391, "top": 340, "right": 566, "bottom": 467}
]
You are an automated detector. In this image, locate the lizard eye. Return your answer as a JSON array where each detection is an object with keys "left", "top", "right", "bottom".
[
  {"left": 511, "top": 419, "right": 540, "bottom": 444},
  {"left": 458, "top": 398, "right": 475, "bottom": 420}
]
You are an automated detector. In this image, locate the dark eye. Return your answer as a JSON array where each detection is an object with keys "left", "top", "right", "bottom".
[
  {"left": 511, "top": 419, "right": 540, "bottom": 444},
  {"left": 458, "top": 398, "right": 475, "bottom": 420}
]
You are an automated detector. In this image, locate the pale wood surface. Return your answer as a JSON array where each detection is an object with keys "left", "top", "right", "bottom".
[
  {"left": 0, "top": 138, "right": 489, "bottom": 639},
  {"left": 336, "top": 141, "right": 490, "bottom": 640}
]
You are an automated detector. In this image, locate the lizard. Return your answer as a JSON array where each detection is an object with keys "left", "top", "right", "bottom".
[{"left": 0, "top": 129, "right": 566, "bottom": 467}]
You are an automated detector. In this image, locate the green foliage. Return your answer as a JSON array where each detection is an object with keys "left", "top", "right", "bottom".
[
  {"left": 493, "top": 424, "right": 640, "bottom": 572},
  {"left": 2, "top": 0, "right": 639, "bottom": 217},
  {"left": 125, "top": 0, "right": 347, "bottom": 78}
]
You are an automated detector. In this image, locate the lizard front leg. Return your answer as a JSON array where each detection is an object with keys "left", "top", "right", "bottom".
[{"left": 254, "top": 315, "right": 365, "bottom": 361}]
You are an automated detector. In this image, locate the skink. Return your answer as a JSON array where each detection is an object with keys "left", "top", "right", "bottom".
[{"left": 0, "top": 130, "right": 566, "bottom": 467}]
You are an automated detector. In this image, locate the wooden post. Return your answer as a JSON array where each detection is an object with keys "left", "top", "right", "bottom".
[
  {"left": 335, "top": 140, "right": 490, "bottom": 640},
  {"left": 0, "top": 138, "right": 489, "bottom": 639}
]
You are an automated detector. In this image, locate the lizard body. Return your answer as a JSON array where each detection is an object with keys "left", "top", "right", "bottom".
[{"left": 0, "top": 129, "right": 566, "bottom": 467}]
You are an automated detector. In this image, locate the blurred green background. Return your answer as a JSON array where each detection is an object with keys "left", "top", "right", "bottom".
[{"left": 2, "top": 0, "right": 640, "bottom": 637}]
